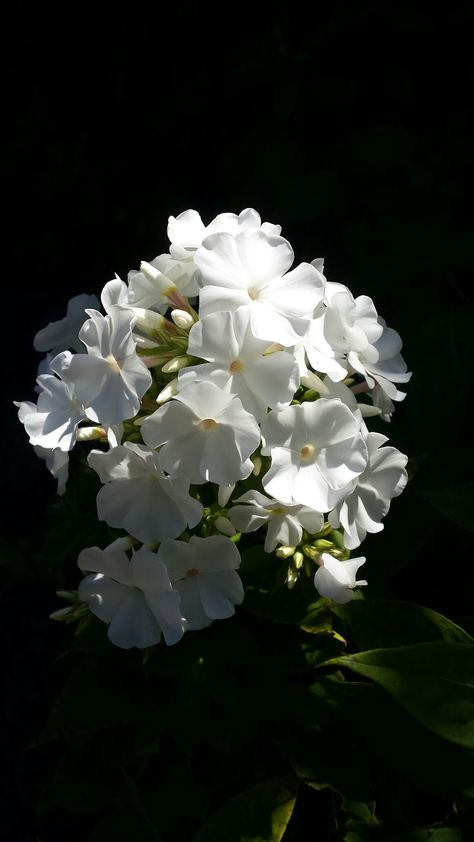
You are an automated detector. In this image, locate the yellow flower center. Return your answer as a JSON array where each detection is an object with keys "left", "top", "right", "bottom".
[
  {"left": 229, "top": 359, "right": 245, "bottom": 373},
  {"left": 199, "top": 418, "right": 217, "bottom": 430},
  {"left": 300, "top": 444, "right": 316, "bottom": 461}
]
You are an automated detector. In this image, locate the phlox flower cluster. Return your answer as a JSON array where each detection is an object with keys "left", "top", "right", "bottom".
[{"left": 16, "top": 208, "right": 410, "bottom": 649}]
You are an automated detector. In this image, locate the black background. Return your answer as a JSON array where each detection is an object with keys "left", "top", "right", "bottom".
[{"left": 2, "top": 2, "right": 473, "bottom": 838}]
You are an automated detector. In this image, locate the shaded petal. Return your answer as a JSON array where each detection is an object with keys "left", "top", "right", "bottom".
[
  {"left": 78, "top": 546, "right": 134, "bottom": 584},
  {"left": 78, "top": 574, "right": 132, "bottom": 622},
  {"left": 198, "top": 570, "right": 244, "bottom": 619},
  {"left": 144, "top": 591, "right": 186, "bottom": 645},
  {"left": 177, "top": 578, "right": 211, "bottom": 630},
  {"left": 107, "top": 593, "right": 161, "bottom": 648}
]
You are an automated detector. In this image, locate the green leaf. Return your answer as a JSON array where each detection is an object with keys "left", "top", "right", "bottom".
[
  {"left": 345, "top": 827, "right": 463, "bottom": 841},
  {"left": 327, "top": 643, "right": 474, "bottom": 750},
  {"left": 419, "top": 483, "right": 474, "bottom": 533},
  {"left": 338, "top": 599, "right": 473, "bottom": 649},
  {"left": 192, "top": 776, "right": 298, "bottom": 842},
  {"left": 321, "top": 676, "right": 474, "bottom": 799}
]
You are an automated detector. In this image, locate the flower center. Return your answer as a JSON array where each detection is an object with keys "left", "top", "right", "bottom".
[
  {"left": 271, "top": 506, "right": 287, "bottom": 516},
  {"left": 199, "top": 418, "right": 217, "bottom": 430},
  {"left": 229, "top": 359, "right": 244, "bottom": 373},
  {"left": 299, "top": 443, "right": 316, "bottom": 461},
  {"left": 105, "top": 354, "right": 121, "bottom": 374},
  {"left": 248, "top": 286, "right": 260, "bottom": 301},
  {"left": 185, "top": 568, "right": 199, "bottom": 578}
]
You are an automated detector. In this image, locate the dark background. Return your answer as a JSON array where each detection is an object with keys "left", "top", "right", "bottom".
[{"left": 2, "top": 2, "right": 473, "bottom": 839}]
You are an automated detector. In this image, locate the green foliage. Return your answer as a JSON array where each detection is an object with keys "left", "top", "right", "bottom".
[
  {"left": 327, "top": 643, "right": 474, "bottom": 750},
  {"left": 337, "top": 598, "right": 473, "bottom": 648},
  {"left": 192, "top": 776, "right": 298, "bottom": 842}
]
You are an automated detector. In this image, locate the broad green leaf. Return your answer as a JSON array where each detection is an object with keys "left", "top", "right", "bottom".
[
  {"left": 338, "top": 599, "right": 473, "bottom": 649},
  {"left": 341, "top": 797, "right": 379, "bottom": 826},
  {"left": 192, "top": 776, "right": 297, "bottom": 842},
  {"left": 320, "top": 676, "right": 474, "bottom": 799},
  {"left": 327, "top": 643, "right": 474, "bottom": 750},
  {"left": 345, "top": 827, "right": 463, "bottom": 841},
  {"left": 419, "top": 483, "right": 474, "bottom": 533}
]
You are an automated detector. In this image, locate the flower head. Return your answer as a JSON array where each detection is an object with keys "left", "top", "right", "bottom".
[
  {"left": 261, "top": 399, "right": 368, "bottom": 511},
  {"left": 314, "top": 553, "right": 367, "bottom": 604},
  {"left": 64, "top": 308, "right": 152, "bottom": 425},
  {"left": 141, "top": 380, "right": 261, "bottom": 485},
  {"left": 78, "top": 545, "right": 186, "bottom": 648},
  {"left": 88, "top": 443, "right": 203, "bottom": 542},
  {"left": 158, "top": 535, "right": 244, "bottom": 630}
]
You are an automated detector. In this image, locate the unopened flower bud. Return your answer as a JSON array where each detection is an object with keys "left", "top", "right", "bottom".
[
  {"left": 105, "top": 536, "right": 136, "bottom": 553},
  {"left": 218, "top": 484, "right": 235, "bottom": 507},
  {"left": 359, "top": 403, "right": 382, "bottom": 417},
  {"left": 301, "top": 371, "right": 330, "bottom": 395},
  {"left": 276, "top": 545, "right": 295, "bottom": 559},
  {"left": 140, "top": 261, "right": 176, "bottom": 296},
  {"left": 156, "top": 378, "right": 178, "bottom": 404},
  {"left": 313, "top": 539, "right": 334, "bottom": 551},
  {"left": 76, "top": 426, "right": 105, "bottom": 441},
  {"left": 49, "top": 606, "right": 74, "bottom": 621},
  {"left": 55, "top": 590, "right": 78, "bottom": 601},
  {"left": 171, "top": 309, "right": 194, "bottom": 330},
  {"left": 293, "top": 551, "right": 304, "bottom": 569},
  {"left": 214, "top": 516, "right": 236, "bottom": 537},
  {"left": 162, "top": 355, "right": 192, "bottom": 374},
  {"left": 251, "top": 454, "right": 262, "bottom": 476},
  {"left": 303, "top": 544, "right": 322, "bottom": 562},
  {"left": 132, "top": 307, "right": 168, "bottom": 333},
  {"left": 286, "top": 567, "right": 298, "bottom": 589}
]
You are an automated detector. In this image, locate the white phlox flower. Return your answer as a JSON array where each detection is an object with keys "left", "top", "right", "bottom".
[
  {"left": 293, "top": 313, "right": 348, "bottom": 384},
  {"left": 314, "top": 553, "right": 367, "bottom": 604},
  {"left": 165, "top": 208, "right": 282, "bottom": 298},
  {"left": 229, "top": 490, "right": 324, "bottom": 552},
  {"left": 369, "top": 383, "right": 396, "bottom": 421},
  {"left": 318, "top": 377, "right": 380, "bottom": 436},
  {"left": 261, "top": 399, "right": 368, "bottom": 512},
  {"left": 348, "top": 319, "right": 412, "bottom": 403},
  {"left": 15, "top": 351, "right": 85, "bottom": 452},
  {"left": 35, "top": 353, "right": 54, "bottom": 389},
  {"left": 78, "top": 545, "right": 186, "bottom": 648},
  {"left": 127, "top": 207, "right": 279, "bottom": 309},
  {"left": 195, "top": 228, "right": 325, "bottom": 346},
  {"left": 126, "top": 252, "right": 198, "bottom": 312},
  {"left": 34, "top": 445, "right": 69, "bottom": 495},
  {"left": 158, "top": 535, "right": 244, "bottom": 630},
  {"left": 88, "top": 442, "right": 203, "bottom": 542},
  {"left": 100, "top": 277, "right": 169, "bottom": 348},
  {"left": 33, "top": 292, "right": 100, "bottom": 355},
  {"left": 64, "top": 308, "right": 152, "bottom": 425},
  {"left": 328, "top": 432, "right": 408, "bottom": 549},
  {"left": 100, "top": 276, "right": 130, "bottom": 312},
  {"left": 168, "top": 207, "right": 281, "bottom": 259},
  {"left": 141, "top": 380, "right": 261, "bottom": 486},
  {"left": 178, "top": 308, "right": 300, "bottom": 421},
  {"left": 323, "top": 284, "right": 383, "bottom": 355}
]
